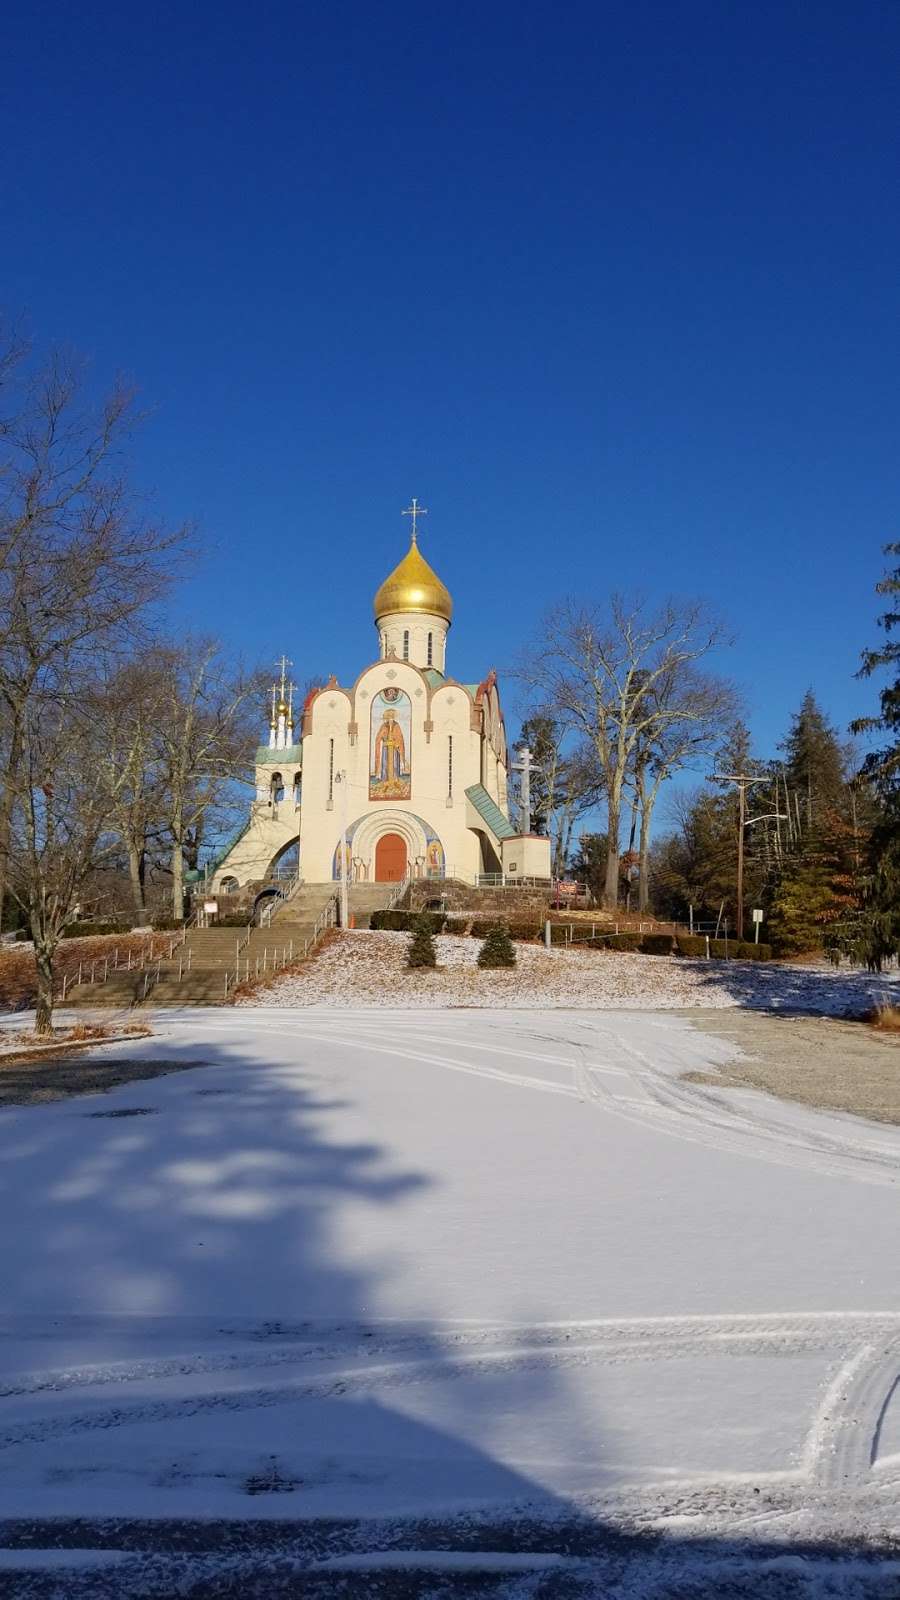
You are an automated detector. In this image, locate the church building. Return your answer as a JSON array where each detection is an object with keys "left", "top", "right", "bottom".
[{"left": 209, "top": 504, "right": 550, "bottom": 894}]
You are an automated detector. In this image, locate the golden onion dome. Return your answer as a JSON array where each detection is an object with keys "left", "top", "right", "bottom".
[{"left": 373, "top": 536, "right": 453, "bottom": 624}]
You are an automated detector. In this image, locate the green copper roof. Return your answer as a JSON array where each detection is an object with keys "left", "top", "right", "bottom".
[
  {"left": 255, "top": 744, "right": 302, "bottom": 765},
  {"left": 465, "top": 783, "right": 517, "bottom": 841},
  {"left": 423, "top": 669, "right": 445, "bottom": 688}
]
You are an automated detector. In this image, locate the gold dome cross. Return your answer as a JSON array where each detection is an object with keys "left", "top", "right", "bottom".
[{"left": 402, "top": 497, "right": 428, "bottom": 544}]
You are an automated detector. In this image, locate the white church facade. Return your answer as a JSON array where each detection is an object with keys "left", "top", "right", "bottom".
[{"left": 208, "top": 506, "right": 551, "bottom": 895}]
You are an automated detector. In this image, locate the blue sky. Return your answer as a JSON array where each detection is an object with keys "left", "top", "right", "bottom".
[{"left": 4, "top": 1, "right": 899, "bottom": 795}]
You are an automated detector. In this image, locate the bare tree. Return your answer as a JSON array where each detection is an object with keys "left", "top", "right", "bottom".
[
  {"left": 513, "top": 715, "right": 604, "bottom": 876},
  {"left": 625, "top": 664, "right": 740, "bottom": 910},
  {"left": 6, "top": 687, "right": 124, "bottom": 1033},
  {"left": 519, "top": 597, "right": 729, "bottom": 907},
  {"left": 0, "top": 329, "right": 190, "bottom": 923},
  {"left": 154, "top": 642, "right": 264, "bottom": 920},
  {"left": 96, "top": 657, "right": 172, "bottom": 924}
]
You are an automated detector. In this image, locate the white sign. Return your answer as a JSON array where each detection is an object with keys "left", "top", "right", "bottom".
[
  {"left": 203, "top": 900, "right": 218, "bottom": 915},
  {"left": 751, "top": 908, "right": 764, "bottom": 923}
]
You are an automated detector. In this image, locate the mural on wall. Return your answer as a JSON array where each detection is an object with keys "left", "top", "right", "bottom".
[
  {"left": 332, "top": 838, "right": 353, "bottom": 881},
  {"left": 425, "top": 836, "right": 445, "bottom": 877},
  {"left": 370, "top": 686, "right": 411, "bottom": 801}
]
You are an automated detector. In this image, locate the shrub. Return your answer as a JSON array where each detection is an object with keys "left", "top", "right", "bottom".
[
  {"left": 477, "top": 924, "right": 517, "bottom": 968},
  {"left": 61, "top": 922, "right": 121, "bottom": 938},
  {"left": 151, "top": 917, "right": 185, "bottom": 931},
  {"left": 582, "top": 932, "right": 642, "bottom": 952},
  {"left": 639, "top": 933, "right": 675, "bottom": 956},
  {"left": 469, "top": 919, "right": 538, "bottom": 941},
  {"left": 372, "top": 909, "right": 445, "bottom": 934},
  {"left": 736, "top": 941, "right": 772, "bottom": 961},
  {"left": 675, "top": 934, "right": 707, "bottom": 958},
  {"left": 407, "top": 913, "right": 437, "bottom": 968}
]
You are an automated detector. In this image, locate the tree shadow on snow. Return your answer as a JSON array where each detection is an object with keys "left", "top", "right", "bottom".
[
  {"left": 686, "top": 955, "right": 895, "bottom": 1018},
  {"left": 0, "top": 1027, "right": 897, "bottom": 1597}
]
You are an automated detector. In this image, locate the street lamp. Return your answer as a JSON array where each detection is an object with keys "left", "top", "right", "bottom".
[{"left": 334, "top": 770, "right": 349, "bottom": 930}]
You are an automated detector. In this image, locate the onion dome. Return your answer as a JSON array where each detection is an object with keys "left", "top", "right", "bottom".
[{"left": 373, "top": 534, "right": 453, "bottom": 624}]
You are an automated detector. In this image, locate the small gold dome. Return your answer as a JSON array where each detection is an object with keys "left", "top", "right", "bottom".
[{"left": 373, "top": 536, "right": 453, "bottom": 624}]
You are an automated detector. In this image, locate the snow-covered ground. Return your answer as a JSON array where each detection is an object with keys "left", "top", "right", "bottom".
[
  {"left": 1, "top": 1007, "right": 899, "bottom": 1593},
  {"left": 239, "top": 929, "right": 900, "bottom": 1016}
]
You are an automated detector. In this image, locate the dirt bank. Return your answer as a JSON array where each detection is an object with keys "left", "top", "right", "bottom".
[{"left": 687, "top": 1009, "right": 900, "bottom": 1125}]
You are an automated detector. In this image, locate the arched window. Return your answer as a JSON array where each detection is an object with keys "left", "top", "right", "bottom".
[
  {"left": 220, "top": 875, "right": 239, "bottom": 896},
  {"left": 270, "top": 772, "right": 284, "bottom": 803},
  {"left": 427, "top": 632, "right": 433, "bottom": 666},
  {"left": 292, "top": 773, "right": 302, "bottom": 808},
  {"left": 403, "top": 629, "right": 410, "bottom": 660}
]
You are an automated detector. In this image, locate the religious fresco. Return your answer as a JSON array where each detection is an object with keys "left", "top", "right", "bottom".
[
  {"left": 332, "top": 838, "right": 353, "bottom": 881},
  {"left": 369, "top": 686, "right": 412, "bottom": 800},
  {"left": 425, "top": 837, "right": 445, "bottom": 877}
]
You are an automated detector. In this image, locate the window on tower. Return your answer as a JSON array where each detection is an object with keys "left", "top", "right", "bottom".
[
  {"left": 427, "top": 632, "right": 433, "bottom": 666},
  {"left": 403, "top": 630, "right": 409, "bottom": 660}
]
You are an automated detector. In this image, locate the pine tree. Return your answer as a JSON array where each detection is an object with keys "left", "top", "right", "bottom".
[
  {"left": 781, "top": 690, "right": 847, "bottom": 829},
  {"left": 406, "top": 913, "right": 437, "bottom": 969},
  {"left": 830, "top": 542, "right": 900, "bottom": 970},
  {"left": 477, "top": 924, "right": 517, "bottom": 968}
]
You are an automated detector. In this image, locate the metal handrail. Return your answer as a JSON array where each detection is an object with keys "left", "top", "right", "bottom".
[
  {"left": 386, "top": 874, "right": 410, "bottom": 911},
  {"left": 58, "top": 928, "right": 185, "bottom": 1003}
]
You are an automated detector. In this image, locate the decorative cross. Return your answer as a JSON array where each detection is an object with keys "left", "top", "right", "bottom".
[
  {"left": 274, "top": 654, "right": 293, "bottom": 700},
  {"left": 402, "top": 497, "right": 428, "bottom": 543}
]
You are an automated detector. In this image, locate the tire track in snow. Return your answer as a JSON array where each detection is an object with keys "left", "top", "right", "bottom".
[
  {"left": 812, "top": 1336, "right": 900, "bottom": 1491},
  {"left": 6, "top": 1315, "right": 900, "bottom": 1451}
]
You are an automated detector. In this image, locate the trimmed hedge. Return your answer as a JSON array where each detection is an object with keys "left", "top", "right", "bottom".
[
  {"left": 640, "top": 933, "right": 675, "bottom": 956},
  {"left": 585, "top": 932, "right": 642, "bottom": 953},
  {"left": 371, "top": 909, "right": 446, "bottom": 933},
  {"left": 737, "top": 941, "right": 772, "bottom": 961},
  {"left": 675, "top": 934, "right": 707, "bottom": 958},
  {"left": 707, "top": 937, "right": 773, "bottom": 961},
  {"left": 61, "top": 921, "right": 121, "bottom": 938},
  {"left": 468, "top": 919, "right": 540, "bottom": 942},
  {"left": 151, "top": 917, "right": 185, "bottom": 931}
]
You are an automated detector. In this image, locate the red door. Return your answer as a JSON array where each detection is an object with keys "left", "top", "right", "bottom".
[{"left": 375, "top": 833, "right": 407, "bottom": 882}]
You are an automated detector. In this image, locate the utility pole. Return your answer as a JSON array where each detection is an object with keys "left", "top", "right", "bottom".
[
  {"left": 708, "top": 772, "right": 765, "bottom": 941},
  {"left": 512, "top": 746, "right": 534, "bottom": 837}
]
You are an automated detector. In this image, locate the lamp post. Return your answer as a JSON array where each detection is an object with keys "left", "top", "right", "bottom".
[{"left": 334, "top": 770, "right": 349, "bottom": 929}]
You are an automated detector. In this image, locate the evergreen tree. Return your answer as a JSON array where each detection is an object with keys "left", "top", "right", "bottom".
[
  {"left": 781, "top": 690, "right": 847, "bottom": 829},
  {"left": 406, "top": 913, "right": 437, "bottom": 969},
  {"left": 831, "top": 542, "right": 900, "bottom": 969},
  {"left": 571, "top": 832, "right": 609, "bottom": 902},
  {"left": 477, "top": 924, "right": 517, "bottom": 968},
  {"left": 853, "top": 542, "right": 900, "bottom": 786}
]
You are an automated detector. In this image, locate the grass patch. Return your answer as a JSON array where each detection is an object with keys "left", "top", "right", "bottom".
[{"left": 868, "top": 1003, "right": 900, "bottom": 1034}]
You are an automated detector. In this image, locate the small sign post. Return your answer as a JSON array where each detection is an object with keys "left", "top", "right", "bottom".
[{"left": 751, "top": 908, "right": 764, "bottom": 945}]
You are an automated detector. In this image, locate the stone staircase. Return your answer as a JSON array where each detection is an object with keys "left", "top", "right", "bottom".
[
  {"left": 66, "top": 884, "right": 338, "bottom": 1008},
  {"left": 347, "top": 882, "right": 400, "bottom": 927}
]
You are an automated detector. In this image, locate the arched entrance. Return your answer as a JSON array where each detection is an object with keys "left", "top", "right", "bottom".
[{"left": 375, "top": 832, "right": 407, "bottom": 882}]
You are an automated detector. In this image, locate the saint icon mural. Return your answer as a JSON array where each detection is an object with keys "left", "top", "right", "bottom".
[{"left": 370, "top": 686, "right": 412, "bottom": 800}]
